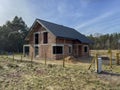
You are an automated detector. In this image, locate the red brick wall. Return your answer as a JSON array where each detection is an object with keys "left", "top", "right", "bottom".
[
  {"left": 56, "top": 38, "right": 73, "bottom": 44},
  {"left": 55, "top": 38, "right": 89, "bottom": 59},
  {"left": 81, "top": 45, "right": 89, "bottom": 56}
]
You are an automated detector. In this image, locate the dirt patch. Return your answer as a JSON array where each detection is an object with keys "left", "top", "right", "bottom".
[{"left": 64, "top": 56, "right": 77, "bottom": 63}]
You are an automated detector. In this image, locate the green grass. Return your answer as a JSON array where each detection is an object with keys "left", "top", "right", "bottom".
[{"left": 0, "top": 57, "right": 120, "bottom": 90}]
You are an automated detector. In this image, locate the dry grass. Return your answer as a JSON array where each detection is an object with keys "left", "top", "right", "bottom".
[{"left": 0, "top": 54, "right": 120, "bottom": 90}]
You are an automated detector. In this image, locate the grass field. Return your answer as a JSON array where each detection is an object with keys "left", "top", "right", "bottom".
[
  {"left": 90, "top": 50, "right": 120, "bottom": 58},
  {"left": 0, "top": 56, "right": 120, "bottom": 90}
]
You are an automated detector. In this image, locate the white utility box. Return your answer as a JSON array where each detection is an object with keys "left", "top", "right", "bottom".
[{"left": 95, "top": 57, "right": 102, "bottom": 73}]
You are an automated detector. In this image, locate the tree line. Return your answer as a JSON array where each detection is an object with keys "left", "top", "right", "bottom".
[
  {"left": 0, "top": 16, "right": 29, "bottom": 53},
  {"left": 88, "top": 33, "right": 120, "bottom": 50}
]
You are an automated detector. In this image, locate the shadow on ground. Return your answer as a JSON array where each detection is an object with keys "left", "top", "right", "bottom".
[{"left": 100, "top": 71, "right": 120, "bottom": 76}]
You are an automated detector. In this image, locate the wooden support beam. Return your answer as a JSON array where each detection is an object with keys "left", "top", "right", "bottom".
[{"left": 88, "top": 57, "right": 95, "bottom": 70}]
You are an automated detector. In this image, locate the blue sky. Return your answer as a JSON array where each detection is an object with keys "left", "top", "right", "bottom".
[{"left": 0, "top": 0, "right": 120, "bottom": 35}]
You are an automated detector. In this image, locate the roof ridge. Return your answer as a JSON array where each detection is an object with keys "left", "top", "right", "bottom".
[{"left": 36, "top": 18, "right": 75, "bottom": 30}]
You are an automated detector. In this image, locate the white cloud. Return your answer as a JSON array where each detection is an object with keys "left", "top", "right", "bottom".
[{"left": 75, "top": 11, "right": 116, "bottom": 29}]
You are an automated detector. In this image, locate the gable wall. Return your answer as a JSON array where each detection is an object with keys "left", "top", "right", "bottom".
[
  {"left": 29, "top": 23, "right": 56, "bottom": 44},
  {"left": 28, "top": 23, "right": 56, "bottom": 59}
]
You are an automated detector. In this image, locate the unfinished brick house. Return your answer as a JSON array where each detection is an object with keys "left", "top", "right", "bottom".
[{"left": 24, "top": 19, "right": 93, "bottom": 60}]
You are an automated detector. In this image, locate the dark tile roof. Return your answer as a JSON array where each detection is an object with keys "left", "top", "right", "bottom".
[{"left": 37, "top": 19, "right": 93, "bottom": 44}]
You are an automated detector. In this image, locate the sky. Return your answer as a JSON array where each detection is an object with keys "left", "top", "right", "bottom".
[{"left": 0, "top": 0, "right": 120, "bottom": 35}]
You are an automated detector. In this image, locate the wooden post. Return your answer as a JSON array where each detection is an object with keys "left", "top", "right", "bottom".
[
  {"left": 76, "top": 45, "right": 79, "bottom": 56},
  {"left": 110, "top": 51, "right": 112, "bottom": 68},
  {"left": 31, "top": 52, "right": 33, "bottom": 68},
  {"left": 63, "top": 39, "right": 65, "bottom": 67},
  {"left": 108, "top": 49, "right": 112, "bottom": 68},
  {"left": 21, "top": 54, "right": 23, "bottom": 62},
  {"left": 116, "top": 53, "right": 119, "bottom": 65},
  {"left": 6, "top": 52, "right": 8, "bottom": 59},
  {"left": 23, "top": 45, "right": 25, "bottom": 56},
  {"left": 23, "top": 45, "right": 25, "bottom": 57},
  {"left": 95, "top": 54, "right": 98, "bottom": 72},
  {"left": 63, "top": 54, "right": 65, "bottom": 67},
  {"left": 45, "top": 52, "right": 47, "bottom": 65},
  {"left": 13, "top": 52, "right": 14, "bottom": 61}
]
